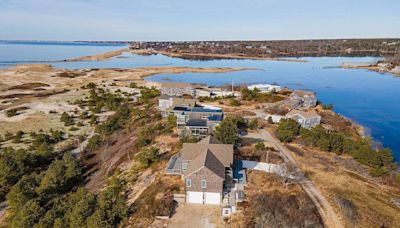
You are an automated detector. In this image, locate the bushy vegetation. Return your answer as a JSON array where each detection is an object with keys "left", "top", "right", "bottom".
[
  {"left": 135, "top": 147, "right": 159, "bottom": 168},
  {"left": 229, "top": 98, "right": 241, "bottom": 106},
  {"left": 96, "top": 105, "right": 132, "bottom": 135},
  {"left": 214, "top": 116, "right": 247, "bottom": 144},
  {"left": 276, "top": 121, "right": 396, "bottom": 176},
  {"left": 255, "top": 142, "right": 266, "bottom": 151},
  {"left": 5, "top": 109, "right": 18, "bottom": 117},
  {"left": 276, "top": 119, "right": 300, "bottom": 142},
  {"left": 60, "top": 112, "right": 75, "bottom": 126},
  {"left": 1, "top": 144, "right": 128, "bottom": 228},
  {"left": 241, "top": 87, "right": 283, "bottom": 103}
]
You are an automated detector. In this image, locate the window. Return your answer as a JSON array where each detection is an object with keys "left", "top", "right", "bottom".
[
  {"left": 182, "top": 163, "right": 188, "bottom": 171},
  {"left": 186, "top": 179, "right": 191, "bottom": 187},
  {"left": 201, "top": 180, "right": 207, "bottom": 189}
]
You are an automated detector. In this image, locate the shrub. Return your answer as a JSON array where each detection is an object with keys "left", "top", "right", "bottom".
[
  {"left": 86, "top": 134, "right": 102, "bottom": 152},
  {"left": 276, "top": 119, "right": 300, "bottom": 142},
  {"left": 5, "top": 109, "right": 18, "bottom": 117},
  {"left": 255, "top": 142, "right": 266, "bottom": 151},
  {"left": 229, "top": 99, "right": 241, "bottom": 106},
  {"left": 60, "top": 112, "right": 74, "bottom": 126},
  {"left": 249, "top": 119, "right": 259, "bottom": 130},
  {"left": 135, "top": 147, "right": 159, "bottom": 168}
]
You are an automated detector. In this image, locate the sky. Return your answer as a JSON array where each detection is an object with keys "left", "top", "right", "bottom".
[{"left": 0, "top": 0, "right": 400, "bottom": 41}]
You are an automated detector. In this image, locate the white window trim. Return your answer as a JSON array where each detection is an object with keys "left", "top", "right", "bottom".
[
  {"left": 186, "top": 179, "right": 192, "bottom": 187},
  {"left": 201, "top": 180, "right": 207, "bottom": 189},
  {"left": 182, "top": 163, "right": 188, "bottom": 171}
]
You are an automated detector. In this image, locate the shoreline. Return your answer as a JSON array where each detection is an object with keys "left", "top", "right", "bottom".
[
  {"left": 342, "top": 63, "right": 400, "bottom": 77},
  {"left": 130, "top": 49, "right": 307, "bottom": 62}
]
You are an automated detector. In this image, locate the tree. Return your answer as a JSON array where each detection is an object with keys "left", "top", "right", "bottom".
[
  {"left": 87, "top": 178, "right": 128, "bottom": 227},
  {"left": 276, "top": 119, "right": 300, "bottom": 142},
  {"left": 37, "top": 154, "right": 82, "bottom": 196},
  {"left": 65, "top": 188, "right": 97, "bottom": 227},
  {"left": 9, "top": 199, "right": 45, "bottom": 228},
  {"left": 6, "top": 174, "right": 40, "bottom": 214},
  {"left": 86, "top": 134, "right": 103, "bottom": 152},
  {"left": 214, "top": 117, "right": 239, "bottom": 144},
  {"left": 0, "top": 148, "right": 30, "bottom": 201}
]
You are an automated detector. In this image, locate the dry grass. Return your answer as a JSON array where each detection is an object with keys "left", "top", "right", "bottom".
[
  {"left": 289, "top": 144, "right": 400, "bottom": 227},
  {"left": 236, "top": 171, "right": 323, "bottom": 228}
]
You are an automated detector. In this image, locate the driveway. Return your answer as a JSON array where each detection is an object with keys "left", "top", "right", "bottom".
[
  {"left": 167, "top": 204, "right": 225, "bottom": 228},
  {"left": 257, "top": 129, "right": 343, "bottom": 228}
]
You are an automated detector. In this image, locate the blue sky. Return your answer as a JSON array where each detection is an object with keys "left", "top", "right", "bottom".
[{"left": 1, "top": 0, "right": 399, "bottom": 41}]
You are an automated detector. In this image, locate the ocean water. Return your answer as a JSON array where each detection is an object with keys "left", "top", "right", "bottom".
[
  {"left": 0, "top": 40, "right": 126, "bottom": 68},
  {"left": 1, "top": 41, "right": 399, "bottom": 161}
]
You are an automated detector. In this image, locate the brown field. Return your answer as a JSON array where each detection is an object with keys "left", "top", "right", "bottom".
[{"left": 288, "top": 144, "right": 400, "bottom": 227}]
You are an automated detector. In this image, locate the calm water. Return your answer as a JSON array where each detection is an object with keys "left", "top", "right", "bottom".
[
  {"left": 0, "top": 41, "right": 126, "bottom": 68},
  {"left": 1, "top": 42, "right": 399, "bottom": 161}
]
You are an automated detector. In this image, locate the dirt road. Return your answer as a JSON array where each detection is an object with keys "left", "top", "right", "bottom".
[{"left": 258, "top": 129, "right": 343, "bottom": 228}]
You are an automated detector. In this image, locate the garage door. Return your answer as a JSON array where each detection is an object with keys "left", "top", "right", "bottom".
[
  {"left": 204, "top": 192, "right": 221, "bottom": 205},
  {"left": 187, "top": 191, "right": 203, "bottom": 204}
]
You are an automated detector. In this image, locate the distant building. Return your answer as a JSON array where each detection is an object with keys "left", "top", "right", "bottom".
[
  {"left": 158, "top": 95, "right": 196, "bottom": 111},
  {"left": 265, "top": 114, "right": 286, "bottom": 123},
  {"left": 247, "top": 84, "right": 282, "bottom": 93},
  {"left": 285, "top": 110, "right": 321, "bottom": 129},
  {"left": 195, "top": 88, "right": 240, "bottom": 98},
  {"left": 195, "top": 88, "right": 212, "bottom": 98},
  {"left": 161, "top": 82, "right": 195, "bottom": 97},
  {"left": 289, "top": 90, "right": 317, "bottom": 109}
]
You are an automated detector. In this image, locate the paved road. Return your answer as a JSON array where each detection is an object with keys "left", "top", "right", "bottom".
[{"left": 258, "top": 129, "right": 343, "bottom": 228}]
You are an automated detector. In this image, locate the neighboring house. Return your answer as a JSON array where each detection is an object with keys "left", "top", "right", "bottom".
[
  {"left": 158, "top": 95, "right": 180, "bottom": 110},
  {"left": 247, "top": 84, "right": 282, "bottom": 93},
  {"left": 285, "top": 109, "right": 321, "bottom": 129},
  {"left": 289, "top": 90, "right": 317, "bottom": 109},
  {"left": 184, "top": 115, "right": 223, "bottom": 138},
  {"left": 167, "top": 106, "right": 224, "bottom": 129},
  {"left": 195, "top": 88, "right": 240, "bottom": 98},
  {"left": 195, "top": 88, "right": 212, "bottom": 98},
  {"left": 158, "top": 95, "right": 196, "bottom": 112},
  {"left": 160, "top": 82, "right": 195, "bottom": 97},
  {"left": 265, "top": 114, "right": 286, "bottom": 123},
  {"left": 166, "top": 136, "right": 234, "bottom": 205}
]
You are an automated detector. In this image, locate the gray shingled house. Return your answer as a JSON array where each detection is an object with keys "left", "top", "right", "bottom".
[
  {"left": 289, "top": 90, "right": 318, "bottom": 109},
  {"left": 165, "top": 136, "right": 235, "bottom": 205},
  {"left": 286, "top": 109, "right": 321, "bottom": 129},
  {"left": 160, "top": 82, "right": 195, "bottom": 97}
]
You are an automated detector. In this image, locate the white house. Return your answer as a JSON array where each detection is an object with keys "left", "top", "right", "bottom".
[
  {"left": 285, "top": 110, "right": 321, "bottom": 129},
  {"left": 247, "top": 84, "right": 282, "bottom": 93},
  {"left": 265, "top": 114, "right": 286, "bottom": 123}
]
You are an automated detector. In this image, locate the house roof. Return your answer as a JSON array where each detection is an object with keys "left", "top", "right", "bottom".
[
  {"left": 161, "top": 82, "right": 193, "bottom": 88},
  {"left": 286, "top": 109, "right": 320, "bottom": 119},
  {"left": 181, "top": 136, "right": 233, "bottom": 176},
  {"left": 291, "top": 90, "right": 316, "bottom": 97},
  {"left": 184, "top": 149, "right": 225, "bottom": 179},
  {"left": 191, "top": 107, "right": 223, "bottom": 113}
]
